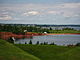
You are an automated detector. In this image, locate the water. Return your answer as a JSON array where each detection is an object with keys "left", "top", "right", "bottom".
[
  {"left": 42, "top": 26, "right": 80, "bottom": 30},
  {"left": 14, "top": 35, "right": 80, "bottom": 46}
]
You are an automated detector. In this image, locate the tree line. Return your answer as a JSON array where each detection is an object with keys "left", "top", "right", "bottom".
[
  {"left": 0, "top": 24, "right": 49, "bottom": 34},
  {"left": 0, "top": 24, "right": 79, "bottom": 34}
]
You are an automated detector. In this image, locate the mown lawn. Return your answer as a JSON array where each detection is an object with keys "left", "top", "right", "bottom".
[
  {"left": 0, "top": 39, "right": 40, "bottom": 60},
  {"left": 16, "top": 44, "right": 80, "bottom": 60}
]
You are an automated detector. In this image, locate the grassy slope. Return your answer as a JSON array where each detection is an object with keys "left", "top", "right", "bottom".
[
  {"left": 0, "top": 39, "right": 40, "bottom": 60},
  {"left": 16, "top": 44, "right": 80, "bottom": 60}
]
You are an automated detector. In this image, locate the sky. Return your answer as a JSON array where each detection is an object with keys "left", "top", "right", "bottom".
[{"left": 0, "top": 0, "right": 80, "bottom": 24}]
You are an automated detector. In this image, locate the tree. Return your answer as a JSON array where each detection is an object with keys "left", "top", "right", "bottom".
[
  {"left": 76, "top": 43, "right": 80, "bottom": 46},
  {"left": 43, "top": 42, "right": 48, "bottom": 45},
  {"left": 50, "top": 27, "right": 52, "bottom": 30},
  {"left": 50, "top": 42, "right": 54, "bottom": 45},
  {"left": 36, "top": 41, "right": 39, "bottom": 45},
  {"left": 25, "top": 42, "right": 27, "bottom": 44},
  {"left": 29, "top": 40, "right": 32, "bottom": 44},
  {"left": 40, "top": 43, "right": 44, "bottom": 45}
]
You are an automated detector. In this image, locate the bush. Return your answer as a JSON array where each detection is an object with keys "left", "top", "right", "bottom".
[{"left": 7, "top": 37, "right": 14, "bottom": 43}]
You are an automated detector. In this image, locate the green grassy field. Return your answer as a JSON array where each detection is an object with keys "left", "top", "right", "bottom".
[
  {"left": 16, "top": 44, "right": 80, "bottom": 60},
  {"left": 0, "top": 39, "right": 80, "bottom": 60},
  {"left": 0, "top": 39, "right": 40, "bottom": 60},
  {"left": 49, "top": 30, "right": 80, "bottom": 33}
]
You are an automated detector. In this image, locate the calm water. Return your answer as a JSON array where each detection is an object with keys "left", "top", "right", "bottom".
[
  {"left": 43, "top": 26, "right": 80, "bottom": 30},
  {"left": 14, "top": 35, "right": 80, "bottom": 46}
]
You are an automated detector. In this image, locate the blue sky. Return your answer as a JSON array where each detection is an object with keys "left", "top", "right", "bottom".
[{"left": 0, "top": 0, "right": 80, "bottom": 24}]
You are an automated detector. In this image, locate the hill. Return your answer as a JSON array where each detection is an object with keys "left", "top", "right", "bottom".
[
  {"left": 16, "top": 44, "right": 80, "bottom": 60},
  {"left": 0, "top": 39, "right": 40, "bottom": 60}
]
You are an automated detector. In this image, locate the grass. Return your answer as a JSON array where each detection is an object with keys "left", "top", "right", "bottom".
[
  {"left": 16, "top": 44, "right": 80, "bottom": 60},
  {"left": 49, "top": 30, "right": 80, "bottom": 33},
  {"left": 0, "top": 39, "right": 40, "bottom": 60},
  {"left": 0, "top": 39, "right": 80, "bottom": 60}
]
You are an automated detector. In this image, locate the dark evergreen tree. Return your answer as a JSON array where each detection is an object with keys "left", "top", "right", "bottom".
[
  {"left": 40, "top": 43, "right": 44, "bottom": 45},
  {"left": 44, "top": 42, "right": 48, "bottom": 45},
  {"left": 50, "top": 42, "right": 54, "bottom": 45},
  {"left": 76, "top": 43, "right": 80, "bottom": 46},
  {"left": 36, "top": 41, "right": 39, "bottom": 45},
  {"left": 25, "top": 42, "right": 27, "bottom": 44},
  {"left": 29, "top": 40, "right": 32, "bottom": 44},
  {"left": 50, "top": 27, "right": 52, "bottom": 30}
]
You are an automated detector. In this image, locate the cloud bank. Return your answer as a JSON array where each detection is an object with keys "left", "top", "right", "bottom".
[{"left": 0, "top": 2, "right": 80, "bottom": 24}]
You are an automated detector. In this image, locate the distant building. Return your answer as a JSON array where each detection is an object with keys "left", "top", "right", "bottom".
[{"left": 44, "top": 32, "right": 47, "bottom": 34}]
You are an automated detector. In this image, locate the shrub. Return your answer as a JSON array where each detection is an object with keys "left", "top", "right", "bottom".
[{"left": 7, "top": 37, "right": 14, "bottom": 43}]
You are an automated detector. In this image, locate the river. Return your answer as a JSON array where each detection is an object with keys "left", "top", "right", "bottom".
[{"left": 14, "top": 34, "right": 80, "bottom": 46}]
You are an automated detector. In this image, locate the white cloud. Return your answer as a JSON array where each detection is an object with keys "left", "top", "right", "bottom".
[
  {"left": 0, "top": 3, "right": 80, "bottom": 20},
  {"left": 0, "top": 15, "right": 12, "bottom": 20},
  {"left": 47, "top": 11, "right": 60, "bottom": 15},
  {"left": 23, "top": 11, "right": 40, "bottom": 16},
  {"left": 28, "top": 11, "right": 39, "bottom": 15},
  {"left": 47, "top": 3, "right": 80, "bottom": 17}
]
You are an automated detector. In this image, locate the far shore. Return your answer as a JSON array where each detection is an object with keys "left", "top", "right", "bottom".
[
  {"left": 46, "top": 33, "right": 80, "bottom": 35},
  {"left": 0, "top": 32, "right": 80, "bottom": 40}
]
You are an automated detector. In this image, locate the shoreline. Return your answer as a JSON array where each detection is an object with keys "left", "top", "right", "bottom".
[
  {"left": 0, "top": 32, "right": 80, "bottom": 40},
  {"left": 46, "top": 33, "right": 80, "bottom": 35}
]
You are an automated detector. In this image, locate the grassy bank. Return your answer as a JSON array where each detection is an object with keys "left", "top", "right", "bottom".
[
  {"left": 16, "top": 44, "right": 80, "bottom": 60},
  {"left": 0, "top": 39, "right": 80, "bottom": 60},
  {"left": 49, "top": 30, "right": 80, "bottom": 33},
  {"left": 0, "top": 39, "right": 40, "bottom": 60}
]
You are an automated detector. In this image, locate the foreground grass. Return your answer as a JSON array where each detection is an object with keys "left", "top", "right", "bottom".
[
  {"left": 0, "top": 39, "right": 40, "bottom": 60},
  {"left": 1, "top": 39, "right": 80, "bottom": 60},
  {"left": 16, "top": 44, "right": 80, "bottom": 60}
]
